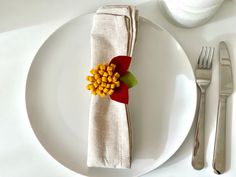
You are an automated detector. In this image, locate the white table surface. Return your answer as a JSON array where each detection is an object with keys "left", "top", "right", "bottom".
[{"left": 0, "top": 0, "right": 236, "bottom": 177}]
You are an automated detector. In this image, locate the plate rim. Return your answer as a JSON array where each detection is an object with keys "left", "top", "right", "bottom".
[{"left": 25, "top": 13, "right": 197, "bottom": 177}]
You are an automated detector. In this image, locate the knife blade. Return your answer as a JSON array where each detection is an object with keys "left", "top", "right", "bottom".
[
  {"left": 219, "top": 42, "right": 233, "bottom": 96},
  {"left": 213, "top": 41, "right": 233, "bottom": 174}
]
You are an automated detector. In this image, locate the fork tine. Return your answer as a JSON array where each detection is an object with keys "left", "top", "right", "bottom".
[
  {"left": 201, "top": 47, "right": 208, "bottom": 68},
  {"left": 197, "top": 47, "right": 203, "bottom": 65},
  {"left": 207, "top": 47, "right": 215, "bottom": 68},
  {"left": 198, "top": 47, "right": 205, "bottom": 68},
  {"left": 203, "top": 47, "right": 211, "bottom": 68}
]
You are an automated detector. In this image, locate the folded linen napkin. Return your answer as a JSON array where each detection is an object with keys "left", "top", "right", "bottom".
[{"left": 87, "top": 5, "right": 138, "bottom": 168}]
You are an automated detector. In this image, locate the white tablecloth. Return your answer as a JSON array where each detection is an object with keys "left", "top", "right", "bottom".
[{"left": 0, "top": 0, "right": 235, "bottom": 177}]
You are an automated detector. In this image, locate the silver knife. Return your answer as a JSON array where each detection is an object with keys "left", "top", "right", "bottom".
[{"left": 213, "top": 41, "right": 233, "bottom": 174}]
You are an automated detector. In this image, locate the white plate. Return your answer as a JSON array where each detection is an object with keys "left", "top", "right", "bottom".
[{"left": 25, "top": 14, "right": 197, "bottom": 177}]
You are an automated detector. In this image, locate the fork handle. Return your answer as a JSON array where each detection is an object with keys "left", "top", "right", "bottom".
[
  {"left": 192, "top": 91, "right": 205, "bottom": 170},
  {"left": 213, "top": 96, "right": 227, "bottom": 174}
]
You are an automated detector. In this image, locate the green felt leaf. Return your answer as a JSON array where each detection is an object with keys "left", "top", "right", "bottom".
[{"left": 120, "top": 72, "right": 138, "bottom": 88}]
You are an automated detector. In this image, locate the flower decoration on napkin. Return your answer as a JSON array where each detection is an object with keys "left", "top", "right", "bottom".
[{"left": 86, "top": 55, "right": 137, "bottom": 104}]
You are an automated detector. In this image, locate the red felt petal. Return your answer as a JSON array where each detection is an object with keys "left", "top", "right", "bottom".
[
  {"left": 110, "top": 55, "right": 131, "bottom": 75},
  {"left": 110, "top": 82, "right": 129, "bottom": 104}
]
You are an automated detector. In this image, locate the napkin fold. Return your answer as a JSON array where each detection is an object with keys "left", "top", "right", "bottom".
[{"left": 87, "top": 5, "right": 138, "bottom": 168}]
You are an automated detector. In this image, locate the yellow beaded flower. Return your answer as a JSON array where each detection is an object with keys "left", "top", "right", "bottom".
[
  {"left": 86, "top": 63, "right": 121, "bottom": 97},
  {"left": 86, "top": 55, "right": 137, "bottom": 104}
]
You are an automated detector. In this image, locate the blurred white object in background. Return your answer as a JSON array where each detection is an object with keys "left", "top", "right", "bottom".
[{"left": 159, "top": 0, "right": 224, "bottom": 27}]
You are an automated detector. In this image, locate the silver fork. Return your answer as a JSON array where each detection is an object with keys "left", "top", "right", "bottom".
[{"left": 192, "top": 47, "right": 215, "bottom": 170}]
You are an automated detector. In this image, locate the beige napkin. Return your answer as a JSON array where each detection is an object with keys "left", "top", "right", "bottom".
[{"left": 87, "top": 5, "right": 138, "bottom": 168}]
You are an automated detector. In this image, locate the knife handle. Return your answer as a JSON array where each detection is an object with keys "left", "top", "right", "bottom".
[
  {"left": 192, "top": 92, "right": 205, "bottom": 170},
  {"left": 213, "top": 96, "right": 227, "bottom": 174}
]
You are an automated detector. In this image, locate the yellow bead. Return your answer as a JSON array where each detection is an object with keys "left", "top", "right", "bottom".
[
  {"left": 103, "top": 88, "right": 109, "bottom": 93},
  {"left": 99, "top": 86, "right": 103, "bottom": 91},
  {"left": 94, "top": 74, "right": 100, "bottom": 79},
  {"left": 96, "top": 89, "right": 101, "bottom": 94},
  {"left": 103, "top": 72, "right": 108, "bottom": 77},
  {"left": 115, "top": 81, "right": 120, "bottom": 87},
  {"left": 107, "top": 66, "right": 113, "bottom": 71},
  {"left": 89, "top": 84, "right": 95, "bottom": 90},
  {"left": 102, "top": 76, "right": 107, "bottom": 82},
  {"left": 102, "top": 65, "right": 106, "bottom": 70},
  {"left": 108, "top": 71, "right": 113, "bottom": 76},
  {"left": 99, "top": 64, "right": 106, "bottom": 70},
  {"left": 93, "top": 82, "right": 99, "bottom": 88},
  {"left": 108, "top": 76, "right": 112, "bottom": 82},
  {"left": 91, "top": 90, "right": 97, "bottom": 95},
  {"left": 86, "top": 76, "right": 90, "bottom": 81},
  {"left": 97, "top": 78, "right": 102, "bottom": 84},
  {"left": 86, "top": 84, "right": 92, "bottom": 90},
  {"left": 108, "top": 89, "right": 114, "bottom": 95},
  {"left": 110, "top": 63, "right": 116, "bottom": 69},
  {"left": 114, "top": 72, "right": 120, "bottom": 78},
  {"left": 106, "top": 84, "right": 110, "bottom": 88},
  {"left": 112, "top": 77, "right": 117, "bottom": 82},
  {"left": 101, "top": 82, "right": 106, "bottom": 87},
  {"left": 98, "top": 70, "right": 104, "bottom": 75},
  {"left": 95, "top": 65, "right": 100, "bottom": 70},
  {"left": 88, "top": 76, "right": 95, "bottom": 82},
  {"left": 100, "top": 92, "right": 106, "bottom": 97},
  {"left": 90, "top": 69, "right": 97, "bottom": 75},
  {"left": 111, "top": 84, "right": 115, "bottom": 89}
]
